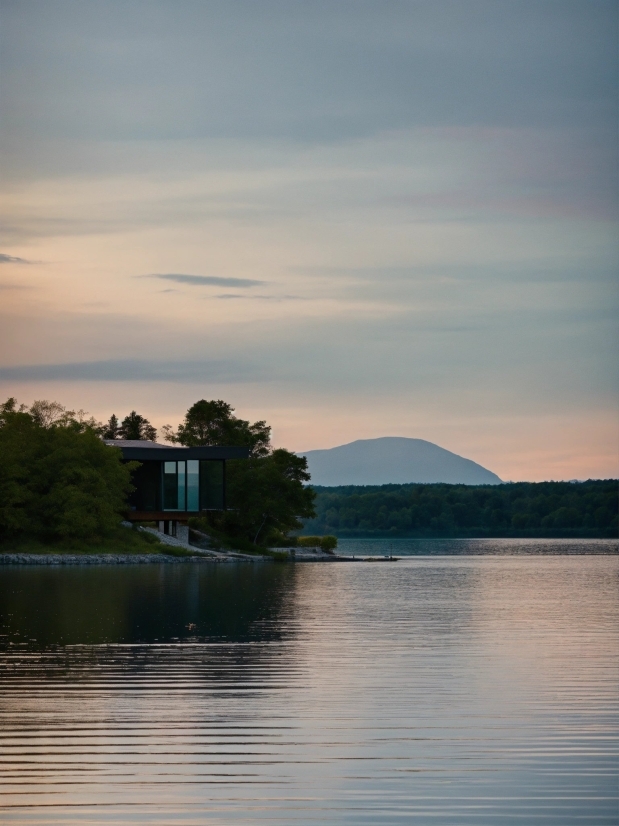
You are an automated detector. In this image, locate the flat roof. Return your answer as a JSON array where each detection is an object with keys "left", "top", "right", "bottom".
[
  {"left": 104, "top": 440, "right": 249, "bottom": 461},
  {"left": 104, "top": 440, "right": 169, "bottom": 448}
]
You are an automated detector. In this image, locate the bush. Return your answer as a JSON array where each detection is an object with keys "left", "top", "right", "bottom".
[
  {"left": 298, "top": 535, "right": 338, "bottom": 553},
  {"left": 188, "top": 517, "right": 264, "bottom": 554},
  {"left": 319, "top": 535, "right": 338, "bottom": 552}
]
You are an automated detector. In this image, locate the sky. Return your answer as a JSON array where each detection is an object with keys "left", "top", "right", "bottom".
[{"left": 0, "top": 0, "right": 617, "bottom": 481}]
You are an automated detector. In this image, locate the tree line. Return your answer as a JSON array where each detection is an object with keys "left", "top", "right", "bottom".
[
  {"left": 0, "top": 398, "right": 315, "bottom": 548},
  {"left": 302, "top": 480, "right": 618, "bottom": 538},
  {"left": 0, "top": 399, "right": 135, "bottom": 544}
]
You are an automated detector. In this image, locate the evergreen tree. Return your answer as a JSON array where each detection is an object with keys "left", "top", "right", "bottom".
[{"left": 102, "top": 414, "right": 120, "bottom": 439}]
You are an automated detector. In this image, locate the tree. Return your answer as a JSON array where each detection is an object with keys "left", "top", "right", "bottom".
[
  {"left": 102, "top": 414, "right": 120, "bottom": 439},
  {"left": 168, "top": 399, "right": 315, "bottom": 544},
  {"left": 27, "top": 400, "right": 103, "bottom": 433},
  {"left": 163, "top": 399, "right": 270, "bottom": 457},
  {"left": 0, "top": 399, "right": 136, "bottom": 543},
  {"left": 222, "top": 449, "right": 316, "bottom": 544},
  {"left": 119, "top": 411, "right": 157, "bottom": 441}
]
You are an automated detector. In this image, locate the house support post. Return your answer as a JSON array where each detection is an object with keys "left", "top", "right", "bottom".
[{"left": 159, "top": 520, "right": 176, "bottom": 536}]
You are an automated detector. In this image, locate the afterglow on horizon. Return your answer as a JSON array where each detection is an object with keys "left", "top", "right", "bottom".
[{"left": 0, "top": 1, "right": 617, "bottom": 482}]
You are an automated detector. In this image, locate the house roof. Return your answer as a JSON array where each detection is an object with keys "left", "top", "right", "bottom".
[
  {"left": 104, "top": 439, "right": 249, "bottom": 461},
  {"left": 104, "top": 440, "right": 169, "bottom": 448}
]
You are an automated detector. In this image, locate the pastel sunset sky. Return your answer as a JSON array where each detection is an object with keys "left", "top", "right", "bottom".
[{"left": 1, "top": 1, "right": 617, "bottom": 481}]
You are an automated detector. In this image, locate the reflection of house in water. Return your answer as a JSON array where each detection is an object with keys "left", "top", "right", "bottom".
[{"left": 105, "top": 440, "right": 249, "bottom": 539}]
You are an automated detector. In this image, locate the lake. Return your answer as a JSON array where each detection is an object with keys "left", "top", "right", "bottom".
[
  {"left": 1, "top": 542, "right": 617, "bottom": 824},
  {"left": 337, "top": 537, "right": 618, "bottom": 555}
]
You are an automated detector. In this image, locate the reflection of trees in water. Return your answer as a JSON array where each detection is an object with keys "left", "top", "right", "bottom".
[
  {"left": 0, "top": 564, "right": 300, "bottom": 691},
  {"left": 0, "top": 563, "right": 296, "bottom": 646}
]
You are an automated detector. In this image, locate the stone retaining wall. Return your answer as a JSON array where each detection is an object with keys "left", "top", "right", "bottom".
[{"left": 0, "top": 553, "right": 223, "bottom": 565}]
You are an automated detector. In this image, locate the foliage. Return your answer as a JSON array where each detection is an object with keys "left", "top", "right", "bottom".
[
  {"left": 163, "top": 399, "right": 270, "bottom": 457},
  {"left": 102, "top": 414, "right": 120, "bottom": 439},
  {"left": 0, "top": 398, "right": 136, "bottom": 544},
  {"left": 189, "top": 518, "right": 267, "bottom": 553},
  {"left": 156, "top": 544, "right": 195, "bottom": 558},
  {"left": 118, "top": 411, "right": 157, "bottom": 441},
  {"left": 297, "top": 535, "right": 338, "bottom": 553},
  {"left": 221, "top": 449, "right": 315, "bottom": 544},
  {"left": 102, "top": 410, "right": 156, "bottom": 441},
  {"left": 170, "top": 400, "right": 315, "bottom": 544},
  {"left": 26, "top": 398, "right": 102, "bottom": 431},
  {"left": 302, "top": 480, "right": 618, "bottom": 538},
  {"left": 0, "top": 526, "right": 163, "bottom": 555}
]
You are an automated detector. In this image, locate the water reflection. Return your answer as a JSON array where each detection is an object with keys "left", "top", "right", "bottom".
[
  {"left": 0, "top": 562, "right": 296, "bottom": 646},
  {"left": 0, "top": 554, "right": 617, "bottom": 825}
]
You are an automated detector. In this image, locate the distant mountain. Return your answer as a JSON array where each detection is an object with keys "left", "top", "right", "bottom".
[{"left": 299, "top": 437, "right": 502, "bottom": 486}]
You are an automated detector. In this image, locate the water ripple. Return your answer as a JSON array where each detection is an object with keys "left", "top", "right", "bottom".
[{"left": 0, "top": 551, "right": 617, "bottom": 824}]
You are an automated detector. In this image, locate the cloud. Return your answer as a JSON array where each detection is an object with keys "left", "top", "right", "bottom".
[
  {"left": 0, "top": 2, "right": 615, "bottom": 480},
  {"left": 2, "top": 2, "right": 616, "bottom": 152},
  {"left": 0, "top": 253, "right": 30, "bottom": 264},
  {"left": 215, "top": 293, "right": 306, "bottom": 301},
  {"left": 140, "top": 273, "right": 265, "bottom": 288},
  {"left": 293, "top": 262, "right": 619, "bottom": 285},
  {"left": 0, "top": 359, "right": 261, "bottom": 383}
]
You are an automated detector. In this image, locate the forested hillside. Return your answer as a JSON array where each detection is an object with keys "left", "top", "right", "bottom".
[{"left": 301, "top": 480, "right": 618, "bottom": 538}]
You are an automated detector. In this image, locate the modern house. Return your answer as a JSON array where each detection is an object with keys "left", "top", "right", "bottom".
[{"left": 105, "top": 440, "right": 249, "bottom": 538}]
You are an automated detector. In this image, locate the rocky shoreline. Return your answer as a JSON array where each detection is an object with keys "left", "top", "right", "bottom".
[
  {"left": 0, "top": 550, "right": 391, "bottom": 565},
  {"left": 0, "top": 552, "right": 253, "bottom": 565},
  {"left": 0, "top": 530, "right": 380, "bottom": 565}
]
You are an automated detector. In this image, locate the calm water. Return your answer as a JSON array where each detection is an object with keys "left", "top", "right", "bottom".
[
  {"left": 338, "top": 537, "right": 619, "bottom": 556},
  {"left": 1, "top": 545, "right": 617, "bottom": 824}
]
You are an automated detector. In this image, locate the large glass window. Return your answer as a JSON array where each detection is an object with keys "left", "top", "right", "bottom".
[
  {"left": 163, "top": 461, "right": 188, "bottom": 511},
  {"left": 163, "top": 461, "right": 178, "bottom": 510},
  {"left": 164, "top": 458, "right": 223, "bottom": 511},
  {"left": 177, "top": 461, "right": 186, "bottom": 510},
  {"left": 187, "top": 460, "right": 200, "bottom": 511},
  {"left": 130, "top": 462, "right": 159, "bottom": 511},
  {"left": 200, "top": 461, "right": 224, "bottom": 510}
]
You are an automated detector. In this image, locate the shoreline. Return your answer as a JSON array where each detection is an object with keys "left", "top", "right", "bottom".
[
  {"left": 0, "top": 550, "right": 374, "bottom": 565},
  {"left": 0, "top": 551, "right": 364, "bottom": 566},
  {"left": 0, "top": 552, "right": 266, "bottom": 565}
]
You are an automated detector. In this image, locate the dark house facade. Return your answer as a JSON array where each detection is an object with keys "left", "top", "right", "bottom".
[{"left": 105, "top": 440, "right": 249, "bottom": 534}]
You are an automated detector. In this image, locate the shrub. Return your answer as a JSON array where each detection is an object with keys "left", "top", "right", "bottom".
[
  {"left": 319, "top": 535, "right": 338, "bottom": 552},
  {"left": 298, "top": 535, "right": 338, "bottom": 553}
]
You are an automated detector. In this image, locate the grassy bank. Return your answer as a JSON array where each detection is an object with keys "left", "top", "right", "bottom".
[
  {"left": 188, "top": 518, "right": 289, "bottom": 560},
  {"left": 0, "top": 526, "right": 173, "bottom": 556}
]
